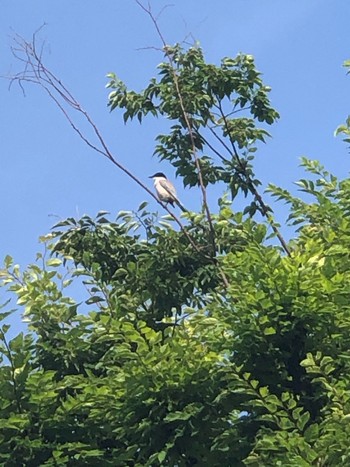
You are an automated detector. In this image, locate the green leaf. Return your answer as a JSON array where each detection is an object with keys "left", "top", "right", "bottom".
[
  {"left": 259, "top": 386, "right": 269, "bottom": 398},
  {"left": 165, "top": 411, "right": 192, "bottom": 422},
  {"left": 297, "top": 411, "right": 310, "bottom": 431},
  {"left": 303, "top": 424, "right": 319, "bottom": 443},
  {"left": 263, "top": 327, "right": 276, "bottom": 336},
  {"left": 4, "top": 255, "right": 13, "bottom": 268},
  {"left": 138, "top": 201, "right": 148, "bottom": 211},
  {"left": 46, "top": 258, "right": 62, "bottom": 267}
]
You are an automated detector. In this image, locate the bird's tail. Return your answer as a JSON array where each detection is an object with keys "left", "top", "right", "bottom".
[
  {"left": 163, "top": 185, "right": 188, "bottom": 213},
  {"left": 173, "top": 198, "right": 188, "bottom": 213}
]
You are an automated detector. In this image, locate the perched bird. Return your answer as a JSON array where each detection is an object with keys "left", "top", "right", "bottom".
[{"left": 149, "top": 172, "right": 178, "bottom": 207}]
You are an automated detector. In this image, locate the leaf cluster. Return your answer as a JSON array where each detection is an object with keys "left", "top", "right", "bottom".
[
  {"left": 1, "top": 42, "right": 350, "bottom": 466},
  {"left": 2, "top": 169, "right": 350, "bottom": 464},
  {"left": 107, "top": 45, "right": 278, "bottom": 199}
]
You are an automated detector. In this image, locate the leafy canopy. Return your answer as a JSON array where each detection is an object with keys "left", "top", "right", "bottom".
[{"left": 1, "top": 44, "right": 350, "bottom": 466}]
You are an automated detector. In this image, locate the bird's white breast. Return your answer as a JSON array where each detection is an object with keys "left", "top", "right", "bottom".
[{"left": 154, "top": 177, "right": 176, "bottom": 200}]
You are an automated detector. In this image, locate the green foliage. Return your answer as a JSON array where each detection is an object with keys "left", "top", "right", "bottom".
[
  {"left": 51, "top": 205, "right": 250, "bottom": 325},
  {"left": 2, "top": 171, "right": 350, "bottom": 464},
  {"left": 335, "top": 59, "right": 350, "bottom": 145},
  {"left": 1, "top": 43, "right": 350, "bottom": 465},
  {"left": 107, "top": 45, "right": 278, "bottom": 197}
]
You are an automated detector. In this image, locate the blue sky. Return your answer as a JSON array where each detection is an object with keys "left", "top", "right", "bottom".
[{"left": 1, "top": 1, "right": 350, "bottom": 322}]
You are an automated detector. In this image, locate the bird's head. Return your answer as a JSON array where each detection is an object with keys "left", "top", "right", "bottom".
[{"left": 149, "top": 172, "right": 167, "bottom": 179}]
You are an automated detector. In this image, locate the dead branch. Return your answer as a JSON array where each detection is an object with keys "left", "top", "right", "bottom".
[{"left": 4, "top": 28, "right": 204, "bottom": 258}]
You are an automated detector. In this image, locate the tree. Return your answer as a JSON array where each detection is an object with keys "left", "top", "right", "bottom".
[{"left": 1, "top": 23, "right": 350, "bottom": 466}]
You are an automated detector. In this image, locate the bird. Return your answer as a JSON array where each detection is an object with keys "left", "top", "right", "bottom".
[{"left": 149, "top": 172, "right": 178, "bottom": 207}]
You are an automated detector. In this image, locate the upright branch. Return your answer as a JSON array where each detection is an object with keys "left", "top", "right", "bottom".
[
  {"left": 136, "top": 1, "right": 217, "bottom": 257},
  {"left": 5, "top": 29, "right": 204, "bottom": 258},
  {"left": 217, "top": 104, "right": 291, "bottom": 257},
  {"left": 134, "top": 2, "right": 290, "bottom": 259}
]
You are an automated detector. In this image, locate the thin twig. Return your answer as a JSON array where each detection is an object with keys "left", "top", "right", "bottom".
[{"left": 199, "top": 132, "right": 230, "bottom": 164}]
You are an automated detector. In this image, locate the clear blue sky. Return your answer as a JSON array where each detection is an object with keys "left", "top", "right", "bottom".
[{"left": 1, "top": 1, "right": 349, "bottom": 299}]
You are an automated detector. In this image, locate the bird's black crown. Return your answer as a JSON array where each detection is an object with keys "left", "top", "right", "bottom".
[{"left": 149, "top": 172, "right": 167, "bottom": 178}]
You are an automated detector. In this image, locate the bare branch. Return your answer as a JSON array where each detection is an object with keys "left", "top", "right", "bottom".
[
  {"left": 155, "top": 3, "right": 175, "bottom": 22},
  {"left": 199, "top": 132, "right": 230, "bottom": 164},
  {"left": 4, "top": 30, "right": 205, "bottom": 258}
]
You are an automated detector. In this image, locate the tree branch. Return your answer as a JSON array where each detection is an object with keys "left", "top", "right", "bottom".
[
  {"left": 135, "top": 0, "right": 217, "bottom": 258},
  {"left": 5, "top": 29, "right": 206, "bottom": 258},
  {"left": 217, "top": 102, "right": 291, "bottom": 257}
]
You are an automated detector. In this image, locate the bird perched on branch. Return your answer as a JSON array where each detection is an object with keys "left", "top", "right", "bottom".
[
  {"left": 149, "top": 172, "right": 178, "bottom": 207},
  {"left": 149, "top": 172, "right": 188, "bottom": 212}
]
